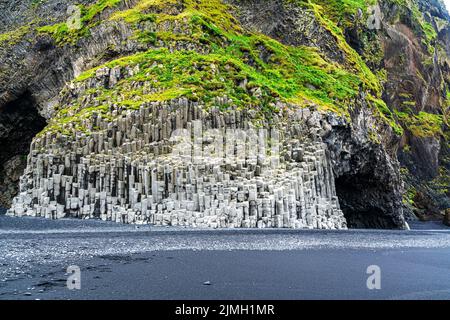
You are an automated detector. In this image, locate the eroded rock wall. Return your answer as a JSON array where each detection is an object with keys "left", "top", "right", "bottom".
[{"left": 8, "top": 71, "right": 347, "bottom": 228}]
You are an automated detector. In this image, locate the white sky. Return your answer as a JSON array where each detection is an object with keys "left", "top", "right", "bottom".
[{"left": 444, "top": 0, "right": 450, "bottom": 12}]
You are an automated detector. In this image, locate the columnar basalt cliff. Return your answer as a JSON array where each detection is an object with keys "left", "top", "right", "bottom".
[
  {"left": 10, "top": 95, "right": 348, "bottom": 228},
  {"left": 0, "top": 0, "right": 448, "bottom": 228}
]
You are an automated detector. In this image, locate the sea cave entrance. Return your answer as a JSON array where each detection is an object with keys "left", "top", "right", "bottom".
[{"left": 335, "top": 172, "right": 399, "bottom": 229}]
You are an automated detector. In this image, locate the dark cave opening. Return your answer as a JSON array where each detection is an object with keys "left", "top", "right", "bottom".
[
  {"left": 0, "top": 91, "right": 46, "bottom": 209},
  {"left": 335, "top": 174, "right": 399, "bottom": 229}
]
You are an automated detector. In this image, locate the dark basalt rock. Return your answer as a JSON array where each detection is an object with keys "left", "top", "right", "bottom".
[
  {"left": 323, "top": 110, "right": 406, "bottom": 229},
  {"left": 0, "top": 92, "right": 46, "bottom": 208}
]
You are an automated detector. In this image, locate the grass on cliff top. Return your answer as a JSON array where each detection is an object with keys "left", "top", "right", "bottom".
[
  {"left": 74, "top": 0, "right": 374, "bottom": 120},
  {"left": 93, "top": 0, "right": 381, "bottom": 100},
  {"left": 75, "top": 45, "right": 361, "bottom": 113}
]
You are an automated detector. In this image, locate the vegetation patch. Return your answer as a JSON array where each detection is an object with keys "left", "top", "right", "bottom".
[
  {"left": 37, "top": 0, "right": 121, "bottom": 45},
  {"left": 16, "top": 0, "right": 434, "bottom": 137},
  {"left": 395, "top": 110, "right": 443, "bottom": 138}
]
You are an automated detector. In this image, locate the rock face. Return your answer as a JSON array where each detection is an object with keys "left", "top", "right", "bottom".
[
  {"left": 444, "top": 209, "right": 450, "bottom": 226},
  {"left": 0, "top": 92, "right": 46, "bottom": 208},
  {"left": 9, "top": 93, "right": 347, "bottom": 228},
  {"left": 0, "top": 0, "right": 448, "bottom": 228},
  {"left": 345, "top": 0, "right": 450, "bottom": 220},
  {"left": 325, "top": 110, "right": 405, "bottom": 229}
]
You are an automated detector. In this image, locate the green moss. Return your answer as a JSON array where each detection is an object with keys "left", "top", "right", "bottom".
[
  {"left": 74, "top": 0, "right": 369, "bottom": 116},
  {"left": 46, "top": 0, "right": 405, "bottom": 135},
  {"left": 395, "top": 110, "right": 443, "bottom": 138},
  {"left": 37, "top": 0, "right": 121, "bottom": 45},
  {"left": 405, "top": 186, "right": 417, "bottom": 206},
  {"left": 386, "top": 0, "right": 438, "bottom": 53},
  {"left": 0, "top": 26, "right": 30, "bottom": 46},
  {"left": 74, "top": 44, "right": 360, "bottom": 116},
  {"left": 109, "top": 0, "right": 170, "bottom": 24},
  {"left": 31, "top": 0, "right": 46, "bottom": 8},
  {"left": 369, "top": 96, "right": 404, "bottom": 135},
  {"left": 401, "top": 101, "right": 416, "bottom": 109},
  {"left": 443, "top": 90, "right": 450, "bottom": 127},
  {"left": 297, "top": 0, "right": 382, "bottom": 95},
  {"left": 403, "top": 144, "right": 411, "bottom": 153},
  {"left": 310, "top": 0, "right": 376, "bottom": 28}
]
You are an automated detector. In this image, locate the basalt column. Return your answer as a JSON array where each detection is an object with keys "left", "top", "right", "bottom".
[{"left": 0, "top": 92, "right": 46, "bottom": 211}]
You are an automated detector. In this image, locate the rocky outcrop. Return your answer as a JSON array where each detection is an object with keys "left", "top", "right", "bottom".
[
  {"left": 0, "top": 0, "right": 447, "bottom": 229},
  {"left": 221, "top": 0, "right": 409, "bottom": 228},
  {"left": 344, "top": 0, "right": 450, "bottom": 220},
  {"left": 325, "top": 107, "right": 405, "bottom": 229},
  {"left": 8, "top": 89, "right": 347, "bottom": 228}
]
